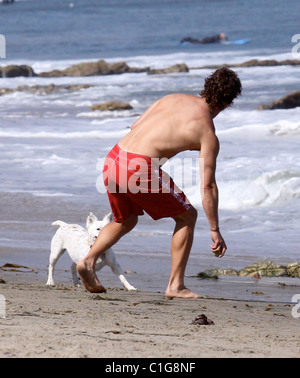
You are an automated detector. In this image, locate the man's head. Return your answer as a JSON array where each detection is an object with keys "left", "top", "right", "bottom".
[{"left": 200, "top": 67, "right": 242, "bottom": 111}]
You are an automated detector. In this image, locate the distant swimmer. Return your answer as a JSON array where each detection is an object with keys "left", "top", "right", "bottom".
[
  {"left": 1, "top": 0, "right": 15, "bottom": 4},
  {"left": 181, "top": 32, "right": 228, "bottom": 44}
]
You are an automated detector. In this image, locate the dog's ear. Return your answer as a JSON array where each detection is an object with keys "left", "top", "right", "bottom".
[
  {"left": 103, "top": 212, "right": 113, "bottom": 223},
  {"left": 86, "top": 212, "right": 98, "bottom": 228}
]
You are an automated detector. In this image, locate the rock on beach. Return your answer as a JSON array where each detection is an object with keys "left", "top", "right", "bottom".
[
  {"left": 91, "top": 101, "right": 133, "bottom": 111},
  {"left": 0, "top": 84, "right": 91, "bottom": 96},
  {"left": 258, "top": 91, "right": 300, "bottom": 110},
  {"left": 0, "top": 65, "right": 37, "bottom": 78},
  {"left": 38, "top": 60, "right": 146, "bottom": 77},
  {"left": 198, "top": 260, "right": 300, "bottom": 279},
  {"left": 238, "top": 261, "right": 288, "bottom": 278},
  {"left": 147, "top": 63, "right": 189, "bottom": 75}
]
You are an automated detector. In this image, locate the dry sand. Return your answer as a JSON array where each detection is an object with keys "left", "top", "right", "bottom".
[{"left": 0, "top": 271, "right": 299, "bottom": 358}]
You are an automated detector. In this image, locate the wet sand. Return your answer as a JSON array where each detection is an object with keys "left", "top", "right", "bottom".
[
  {"left": 0, "top": 193, "right": 300, "bottom": 358},
  {"left": 0, "top": 271, "right": 299, "bottom": 358}
]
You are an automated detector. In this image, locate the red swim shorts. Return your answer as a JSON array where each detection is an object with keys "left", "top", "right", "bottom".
[{"left": 103, "top": 144, "right": 191, "bottom": 222}]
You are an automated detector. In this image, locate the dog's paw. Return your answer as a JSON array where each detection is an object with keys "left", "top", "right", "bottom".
[{"left": 127, "top": 286, "right": 137, "bottom": 291}]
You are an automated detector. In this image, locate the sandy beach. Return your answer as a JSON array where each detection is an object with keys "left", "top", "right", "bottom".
[{"left": 0, "top": 270, "right": 299, "bottom": 358}]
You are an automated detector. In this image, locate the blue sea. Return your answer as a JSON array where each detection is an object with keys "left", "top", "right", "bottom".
[{"left": 0, "top": 0, "right": 299, "bottom": 300}]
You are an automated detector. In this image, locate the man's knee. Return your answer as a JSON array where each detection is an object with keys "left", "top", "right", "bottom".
[
  {"left": 174, "top": 206, "right": 198, "bottom": 227},
  {"left": 187, "top": 206, "right": 198, "bottom": 225},
  {"left": 120, "top": 213, "right": 138, "bottom": 234}
]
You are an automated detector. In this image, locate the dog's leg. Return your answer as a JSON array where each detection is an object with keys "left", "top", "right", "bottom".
[
  {"left": 71, "top": 262, "right": 81, "bottom": 287},
  {"left": 117, "top": 272, "right": 137, "bottom": 291},
  {"left": 46, "top": 263, "right": 55, "bottom": 286},
  {"left": 46, "top": 242, "right": 66, "bottom": 286},
  {"left": 105, "top": 251, "right": 137, "bottom": 291}
]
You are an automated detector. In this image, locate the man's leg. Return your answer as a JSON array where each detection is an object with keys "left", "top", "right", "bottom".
[
  {"left": 165, "top": 206, "right": 199, "bottom": 298},
  {"left": 77, "top": 214, "right": 138, "bottom": 293}
]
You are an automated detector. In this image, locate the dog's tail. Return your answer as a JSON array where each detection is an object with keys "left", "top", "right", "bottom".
[{"left": 52, "top": 220, "right": 67, "bottom": 228}]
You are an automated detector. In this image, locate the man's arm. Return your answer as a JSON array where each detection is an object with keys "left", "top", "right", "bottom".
[{"left": 199, "top": 132, "right": 227, "bottom": 257}]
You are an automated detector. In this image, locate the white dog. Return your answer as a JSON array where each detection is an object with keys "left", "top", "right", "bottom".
[{"left": 46, "top": 212, "right": 136, "bottom": 291}]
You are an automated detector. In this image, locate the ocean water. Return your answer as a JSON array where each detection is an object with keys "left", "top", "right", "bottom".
[{"left": 0, "top": 0, "right": 300, "bottom": 298}]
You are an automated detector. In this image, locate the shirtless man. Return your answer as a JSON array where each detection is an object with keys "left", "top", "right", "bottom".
[{"left": 77, "top": 67, "right": 242, "bottom": 298}]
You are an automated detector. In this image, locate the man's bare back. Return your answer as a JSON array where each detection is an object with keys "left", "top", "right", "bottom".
[
  {"left": 119, "top": 94, "right": 218, "bottom": 160},
  {"left": 119, "top": 92, "right": 224, "bottom": 257}
]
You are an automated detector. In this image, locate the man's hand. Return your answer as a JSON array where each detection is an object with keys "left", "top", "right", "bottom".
[{"left": 210, "top": 230, "right": 227, "bottom": 258}]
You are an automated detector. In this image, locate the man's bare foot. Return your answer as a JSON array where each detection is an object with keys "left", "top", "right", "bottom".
[
  {"left": 77, "top": 260, "right": 106, "bottom": 293},
  {"left": 165, "top": 286, "right": 199, "bottom": 299}
]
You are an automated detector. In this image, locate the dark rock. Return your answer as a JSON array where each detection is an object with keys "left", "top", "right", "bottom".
[
  {"left": 147, "top": 63, "right": 189, "bottom": 75},
  {"left": 248, "top": 59, "right": 300, "bottom": 67},
  {"left": 0, "top": 84, "right": 91, "bottom": 96},
  {"left": 258, "top": 91, "right": 300, "bottom": 110},
  {"left": 39, "top": 60, "right": 147, "bottom": 77},
  {"left": 239, "top": 261, "right": 288, "bottom": 277},
  {"left": 198, "top": 268, "right": 238, "bottom": 279},
  {"left": 197, "top": 271, "right": 219, "bottom": 280},
  {"left": 38, "top": 60, "right": 190, "bottom": 78},
  {"left": 0, "top": 88, "right": 14, "bottom": 96},
  {"left": 286, "top": 262, "right": 300, "bottom": 278},
  {"left": 18, "top": 83, "right": 91, "bottom": 94},
  {"left": 38, "top": 69, "right": 65, "bottom": 78},
  {"left": 0, "top": 263, "right": 34, "bottom": 273},
  {"left": 2, "top": 263, "right": 29, "bottom": 269},
  {"left": 191, "top": 59, "right": 300, "bottom": 70},
  {"left": 237, "top": 59, "right": 299, "bottom": 67},
  {"left": 91, "top": 101, "right": 133, "bottom": 111},
  {"left": 0, "top": 65, "right": 37, "bottom": 78},
  {"left": 192, "top": 314, "right": 214, "bottom": 325},
  {"left": 197, "top": 260, "right": 300, "bottom": 279}
]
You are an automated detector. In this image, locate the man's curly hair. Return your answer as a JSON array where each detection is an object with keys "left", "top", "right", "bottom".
[{"left": 200, "top": 67, "right": 242, "bottom": 110}]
